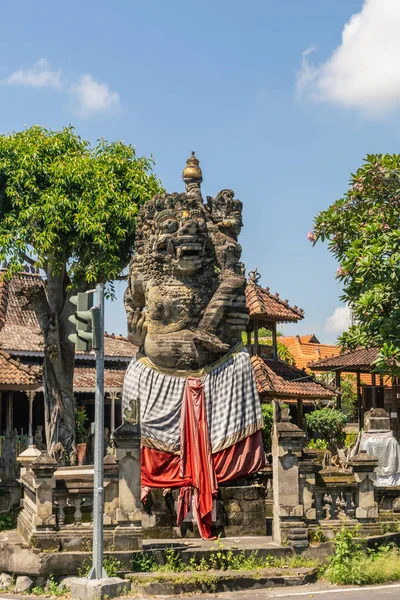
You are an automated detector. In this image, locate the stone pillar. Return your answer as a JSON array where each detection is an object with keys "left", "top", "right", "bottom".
[
  {"left": 27, "top": 392, "right": 36, "bottom": 446},
  {"left": 272, "top": 402, "right": 309, "bottom": 549},
  {"left": 109, "top": 392, "right": 119, "bottom": 433},
  {"left": 112, "top": 398, "right": 142, "bottom": 550},
  {"left": 348, "top": 451, "right": 379, "bottom": 520}
]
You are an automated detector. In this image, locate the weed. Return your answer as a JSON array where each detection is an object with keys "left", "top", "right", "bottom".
[
  {"left": 77, "top": 556, "right": 123, "bottom": 578},
  {"left": 132, "top": 552, "right": 157, "bottom": 573},
  {"left": 325, "top": 526, "right": 400, "bottom": 585},
  {"left": 0, "top": 513, "right": 16, "bottom": 531},
  {"left": 311, "top": 526, "right": 325, "bottom": 544}
]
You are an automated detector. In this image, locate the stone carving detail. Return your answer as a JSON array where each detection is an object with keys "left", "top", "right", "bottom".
[
  {"left": 124, "top": 153, "right": 249, "bottom": 370},
  {"left": 124, "top": 398, "right": 140, "bottom": 425}
]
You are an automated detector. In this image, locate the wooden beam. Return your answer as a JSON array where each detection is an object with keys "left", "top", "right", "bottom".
[
  {"left": 272, "top": 322, "right": 278, "bottom": 360},
  {"left": 371, "top": 372, "right": 377, "bottom": 408},
  {"left": 335, "top": 370, "right": 342, "bottom": 410},
  {"left": 254, "top": 319, "right": 259, "bottom": 356},
  {"left": 357, "top": 371, "right": 362, "bottom": 427}
]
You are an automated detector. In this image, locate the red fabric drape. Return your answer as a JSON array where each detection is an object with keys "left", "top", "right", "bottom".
[
  {"left": 140, "top": 377, "right": 265, "bottom": 540},
  {"left": 141, "top": 429, "right": 264, "bottom": 488},
  {"left": 178, "top": 378, "right": 218, "bottom": 539}
]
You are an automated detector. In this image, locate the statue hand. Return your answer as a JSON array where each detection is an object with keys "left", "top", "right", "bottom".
[{"left": 128, "top": 308, "right": 148, "bottom": 346}]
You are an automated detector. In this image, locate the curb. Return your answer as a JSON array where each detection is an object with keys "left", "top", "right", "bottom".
[{"left": 127, "top": 566, "right": 318, "bottom": 595}]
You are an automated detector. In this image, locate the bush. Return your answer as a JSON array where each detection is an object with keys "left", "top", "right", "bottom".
[
  {"left": 261, "top": 403, "right": 273, "bottom": 452},
  {"left": 307, "top": 438, "right": 328, "bottom": 450},
  {"left": 306, "top": 407, "right": 347, "bottom": 449}
]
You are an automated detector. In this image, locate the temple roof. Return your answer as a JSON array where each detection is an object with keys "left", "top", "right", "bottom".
[
  {"left": 246, "top": 271, "right": 304, "bottom": 324},
  {"left": 309, "top": 347, "right": 379, "bottom": 373},
  {"left": 251, "top": 354, "right": 335, "bottom": 402}
]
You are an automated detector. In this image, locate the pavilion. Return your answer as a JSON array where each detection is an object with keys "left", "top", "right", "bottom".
[
  {"left": 309, "top": 348, "right": 396, "bottom": 433},
  {"left": 245, "top": 270, "right": 335, "bottom": 426}
]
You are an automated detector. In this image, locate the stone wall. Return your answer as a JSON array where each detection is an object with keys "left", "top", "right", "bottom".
[{"left": 142, "top": 486, "right": 266, "bottom": 539}]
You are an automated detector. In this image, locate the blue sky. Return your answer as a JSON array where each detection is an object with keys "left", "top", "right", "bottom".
[{"left": 1, "top": 0, "right": 399, "bottom": 343}]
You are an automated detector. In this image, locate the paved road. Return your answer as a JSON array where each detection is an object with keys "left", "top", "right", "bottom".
[
  {"left": 160, "top": 581, "right": 400, "bottom": 600},
  {"left": 1, "top": 581, "right": 400, "bottom": 600}
]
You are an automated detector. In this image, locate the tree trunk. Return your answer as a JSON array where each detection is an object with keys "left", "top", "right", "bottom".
[{"left": 19, "top": 262, "right": 78, "bottom": 463}]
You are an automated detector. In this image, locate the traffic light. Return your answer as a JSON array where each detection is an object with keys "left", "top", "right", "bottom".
[{"left": 68, "top": 291, "right": 101, "bottom": 351}]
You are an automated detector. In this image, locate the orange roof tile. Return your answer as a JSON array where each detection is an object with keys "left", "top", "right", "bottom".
[
  {"left": 278, "top": 335, "right": 341, "bottom": 371},
  {"left": 251, "top": 355, "right": 334, "bottom": 401}
]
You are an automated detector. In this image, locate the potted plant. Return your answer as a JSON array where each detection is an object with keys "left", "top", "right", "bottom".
[{"left": 75, "top": 406, "right": 88, "bottom": 466}]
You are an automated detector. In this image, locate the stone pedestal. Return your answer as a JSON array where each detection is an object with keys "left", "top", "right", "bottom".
[
  {"left": 113, "top": 420, "right": 142, "bottom": 550},
  {"left": 17, "top": 452, "right": 58, "bottom": 550},
  {"left": 348, "top": 451, "right": 379, "bottom": 520},
  {"left": 272, "top": 404, "right": 308, "bottom": 549}
]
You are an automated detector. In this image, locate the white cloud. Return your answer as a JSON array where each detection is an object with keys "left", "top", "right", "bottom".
[
  {"left": 70, "top": 74, "right": 120, "bottom": 117},
  {"left": 325, "top": 305, "right": 352, "bottom": 334},
  {"left": 5, "top": 58, "right": 62, "bottom": 90},
  {"left": 297, "top": 0, "right": 400, "bottom": 117}
]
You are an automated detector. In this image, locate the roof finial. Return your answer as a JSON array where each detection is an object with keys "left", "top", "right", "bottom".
[{"left": 182, "top": 151, "right": 203, "bottom": 184}]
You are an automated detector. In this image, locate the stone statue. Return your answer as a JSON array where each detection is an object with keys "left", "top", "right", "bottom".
[
  {"left": 124, "top": 153, "right": 249, "bottom": 370},
  {"left": 34, "top": 426, "right": 46, "bottom": 451}
]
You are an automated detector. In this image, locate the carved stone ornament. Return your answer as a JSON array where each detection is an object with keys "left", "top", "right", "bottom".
[
  {"left": 124, "top": 153, "right": 249, "bottom": 371},
  {"left": 124, "top": 398, "right": 140, "bottom": 425}
]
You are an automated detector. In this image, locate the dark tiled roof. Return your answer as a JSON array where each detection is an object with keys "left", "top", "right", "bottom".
[
  {"left": 0, "top": 271, "right": 43, "bottom": 328},
  {"left": 309, "top": 348, "right": 379, "bottom": 373},
  {"left": 246, "top": 282, "right": 304, "bottom": 323},
  {"left": 73, "top": 367, "right": 125, "bottom": 391},
  {"left": 0, "top": 350, "right": 41, "bottom": 387},
  {"left": 251, "top": 355, "right": 334, "bottom": 400}
]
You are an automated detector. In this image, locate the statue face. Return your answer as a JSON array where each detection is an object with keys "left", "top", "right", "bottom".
[{"left": 154, "top": 208, "right": 207, "bottom": 275}]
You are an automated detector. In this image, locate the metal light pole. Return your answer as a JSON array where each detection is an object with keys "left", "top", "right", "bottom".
[{"left": 88, "top": 283, "right": 107, "bottom": 580}]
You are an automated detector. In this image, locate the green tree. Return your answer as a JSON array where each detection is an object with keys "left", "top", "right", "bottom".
[
  {"left": 0, "top": 126, "right": 161, "bottom": 461},
  {"left": 313, "top": 372, "right": 357, "bottom": 415},
  {"left": 312, "top": 154, "right": 400, "bottom": 377},
  {"left": 305, "top": 407, "right": 347, "bottom": 450}
]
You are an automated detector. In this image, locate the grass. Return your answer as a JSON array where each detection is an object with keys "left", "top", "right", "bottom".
[
  {"left": 131, "top": 542, "right": 317, "bottom": 574},
  {"left": 324, "top": 526, "right": 400, "bottom": 586}
]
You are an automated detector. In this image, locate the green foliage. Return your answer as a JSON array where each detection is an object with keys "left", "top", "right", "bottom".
[
  {"left": 77, "top": 556, "right": 123, "bottom": 578},
  {"left": 306, "top": 407, "right": 347, "bottom": 447},
  {"left": 132, "top": 552, "right": 157, "bottom": 572},
  {"left": 325, "top": 527, "right": 400, "bottom": 585},
  {"left": 325, "top": 527, "right": 363, "bottom": 585},
  {"left": 344, "top": 432, "right": 358, "bottom": 449},
  {"left": 75, "top": 406, "right": 88, "bottom": 444},
  {"left": 130, "top": 541, "right": 317, "bottom": 574},
  {"left": 0, "top": 126, "right": 162, "bottom": 284},
  {"left": 260, "top": 402, "right": 289, "bottom": 452},
  {"left": 307, "top": 438, "right": 328, "bottom": 450},
  {"left": 103, "top": 556, "right": 123, "bottom": 578},
  {"left": 313, "top": 154, "right": 400, "bottom": 376},
  {"left": 31, "top": 575, "right": 64, "bottom": 596},
  {"left": 339, "top": 374, "right": 357, "bottom": 415},
  {"left": 261, "top": 403, "right": 273, "bottom": 452},
  {"left": 0, "top": 513, "right": 16, "bottom": 531},
  {"left": 311, "top": 526, "right": 326, "bottom": 543}
]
